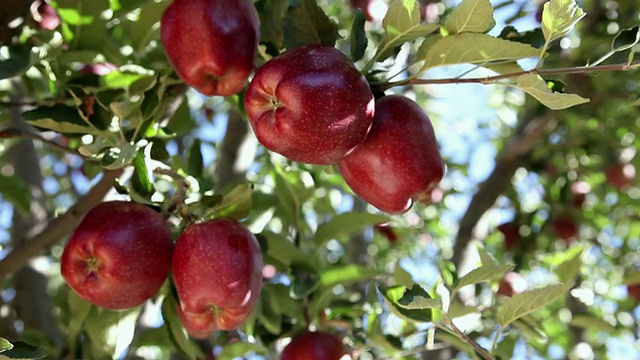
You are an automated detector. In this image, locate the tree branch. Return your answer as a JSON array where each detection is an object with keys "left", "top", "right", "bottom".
[
  {"left": 0, "top": 128, "right": 81, "bottom": 156},
  {"left": 0, "top": 169, "right": 123, "bottom": 280}
]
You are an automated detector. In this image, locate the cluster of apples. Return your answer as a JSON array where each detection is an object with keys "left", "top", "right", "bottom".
[
  {"left": 161, "top": 0, "right": 444, "bottom": 215},
  {"left": 60, "top": 201, "right": 263, "bottom": 339}
]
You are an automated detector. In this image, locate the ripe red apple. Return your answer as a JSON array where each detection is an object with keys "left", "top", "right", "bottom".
[
  {"left": 61, "top": 201, "right": 173, "bottom": 310},
  {"left": 551, "top": 216, "right": 579, "bottom": 243},
  {"left": 497, "top": 222, "right": 520, "bottom": 251},
  {"left": 374, "top": 223, "right": 398, "bottom": 243},
  {"left": 160, "top": 0, "right": 259, "bottom": 96},
  {"left": 627, "top": 283, "right": 640, "bottom": 302},
  {"left": 605, "top": 162, "right": 636, "bottom": 190},
  {"left": 244, "top": 45, "right": 375, "bottom": 164},
  {"left": 338, "top": 95, "right": 444, "bottom": 214},
  {"left": 281, "top": 331, "right": 351, "bottom": 360},
  {"left": 172, "top": 219, "right": 263, "bottom": 334},
  {"left": 497, "top": 272, "right": 528, "bottom": 298}
]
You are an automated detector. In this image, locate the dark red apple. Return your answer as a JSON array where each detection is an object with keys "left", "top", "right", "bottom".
[
  {"left": 627, "top": 283, "right": 640, "bottom": 302},
  {"left": 551, "top": 216, "right": 579, "bottom": 243},
  {"left": 61, "top": 201, "right": 173, "bottom": 310},
  {"left": 281, "top": 331, "right": 351, "bottom": 360},
  {"left": 497, "top": 222, "right": 520, "bottom": 251},
  {"left": 497, "top": 272, "right": 528, "bottom": 298},
  {"left": 605, "top": 162, "right": 636, "bottom": 190},
  {"left": 172, "top": 219, "right": 263, "bottom": 334},
  {"left": 160, "top": 0, "right": 259, "bottom": 96},
  {"left": 338, "top": 95, "right": 444, "bottom": 214},
  {"left": 175, "top": 304, "right": 212, "bottom": 340},
  {"left": 244, "top": 45, "right": 375, "bottom": 164},
  {"left": 32, "top": 0, "right": 60, "bottom": 30},
  {"left": 374, "top": 223, "right": 398, "bottom": 243}
]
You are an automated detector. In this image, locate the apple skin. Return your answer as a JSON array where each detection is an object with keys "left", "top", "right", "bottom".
[
  {"left": 497, "top": 222, "right": 520, "bottom": 251},
  {"left": 374, "top": 223, "right": 398, "bottom": 243},
  {"left": 551, "top": 216, "right": 579, "bottom": 243},
  {"left": 160, "top": 0, "right": 259, "bottom": 96},
  {"left": 627, "top": 283, "right": 640, "bottom": 302},
  {"left": 605, "top": 162, "right": 636, "bottom": 190},
  {"left": 32, "top": 1, "right": 60, "bottom": 30},
  {"left": 338, "top": 95, "right": 444, "bottom": 214},
  {"left": 281, "top": 331, "right": 350, "bottom": 360},
  {"left": 350, "top": 0, "right": 388, "bottom": 22},
  {"left": 497, "top": 272, "right": 528, "bottom": 298},
  {"left": 172, "top": 219, "right": 263, "bottom": 334},
  {"left": 244, "top": 45, "right": 375, "bottom": 164},
  {"left": 61, "top": 201, "right": 173, "bottom": 310}
]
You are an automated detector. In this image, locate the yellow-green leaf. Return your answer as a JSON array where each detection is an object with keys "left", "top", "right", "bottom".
[
  {"left": 454, "top": 264, "right": 514, "bottom": 291},
  {"left": 515, "top": 73, "right": 590, "bottom": 110},
  {"left": 497, "top": 282, "right": 573, "bottom": 326},
  {"left": 541, "top": 0, "right": 586, "bottom": 42},
  {"left": 443, "top": 0, "right": 495, "bottom": 34}
]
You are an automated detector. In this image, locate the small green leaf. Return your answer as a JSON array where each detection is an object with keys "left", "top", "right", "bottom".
[
  {"left": 100, "top": 143, "right": 139, "bottom": 170},
  {"left": 259, "top": 0, "right": 287, "bottom": 49},
  {"left": 380, "top": 285, "right": 436, "bottom": 323},
  {"left": 161, "top": 294, "right": 197, "bottom": 360},
  {"left": 320, "top": 264, "right": 380, "bottom": 286},
  {"left": 454, "top": 264, "right": 514, "bottom": 291},
  {"left": 477, "top": 246, "right": 498, "bottom": 267},
  {"left": 555, "top": 246, "right": 584, "bottom": 283},
  {"left": 131, "top": 150, "right": 154, "bottom": 198},
  {"left": 379, "top": 0, "right": 439, "bottom": 59},
  {"left": 83, "top": 306, "right": 141, "bottom": 359},
  {"left": 0, "top": 46, "right": 32, "bottom": 80},
  {"left": 208, "top": 184, "right": 252, "bottom": 220},
  {"left": 0, "top": 338, "right": 13, "bottom": 352},
  {"left": 569, "top": 314, "right": 616, "bottom": 332},
  {"left": 541, "top": 0, "right": 586, "bottom": 42},
  {"left": 262, "top": 231, "right": 306, "bottom": 267},
  {"left": 421, "top": 33, "right": 540, "bottom": 71},
  {"left": 314, "top": 212, "right": 389, "bottom": 244},
  {"left": 622, "top": 271, "right": 640, "bottom": 285},
  {"left": 351, "top": 9, "right": 368, "bottom": 62},
  {"left": 515, "top": 74, "right": 590, "bottom": 110},
  {"left": 186, "top": 139, "right": 203, "bottom": 177},
  {"left": 443, "top": 0, "right": 495, "bottom": 34},
  {"left": 101, "top": 70, "right": 152, "bottom": 89},
  {"left": 283, "top": 0, "right": 339, "bottom": 48},
  {"left": 22, "top": 104, "right": 103, "bottom": 135},
  {"left": 447, "top": 301, "right": 479, "bottom": 319},
  {"left": 0, "top": 341, "right": 47, "bottom": 359},
  {"left": 497, "top": 281, "right": 573, "bottom": 327},
  {"left": 0, "top": 175, "right": 31, "bottom": 215},
  {"left": 397, "top": 284, "right": 442, "bottom": 310},
  {"left": 290, "top": 265, "right": 319, "bottom": 299},
  {"left": 512, "top": 316, "right": 548, "bottom": 342}
]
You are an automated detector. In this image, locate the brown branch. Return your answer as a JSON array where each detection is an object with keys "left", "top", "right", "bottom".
[
  {"left": 384, "top": 61, "right": 640, "bottom": 89},
  {"left": 0, "top": 169, "right": 123, "bottom": 280},
  {"left": 0, "top": 128, "right": 81, "bottom": 156}
]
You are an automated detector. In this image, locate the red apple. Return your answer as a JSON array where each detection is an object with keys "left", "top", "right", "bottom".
[
  {"left": 551, "top": 216, "right": 579, "bottom": 243},
  {"left": 497, "top": 272, "right": 528, "bottom": 298},
  {"left": 627, "top": 283, "right": 640, "bottom": 302},
  {"left": 32, "top": 0, "right": 60, "bottom": 30},
  {"left": 160, "top": 0, "right": 259, "bottom": 96},
  {"left": 61, "top": 201, "right": 173, "bottom": 310},
  {"left": 605, "top": 162, "right": 636, "bottom": 190},
  {"left": 350, "top": 0, "right": 388, "bottom": 22},
  {"left": 175, "top": 304, "right": 212, "bottom": 340},
  {"left": 281, "top": 331, "right": 351, "bottom": 360},
  {"left": 172, "top": 219, "right": 263, "bottom": 334},
  {"left": 338, "top": 95, "right": 444, "bottom": 214},
  {"left": 570, "top": 181, "right": 590, "bottom": 208},
  {"left": 244, "top": 45, "right": 375, "bottom": 164},
  {"left": 497, "top": 222, "right": 520, "bottom": 251},
  {"left": 374, "top": 223, "right": 398, "bottom": 243}
]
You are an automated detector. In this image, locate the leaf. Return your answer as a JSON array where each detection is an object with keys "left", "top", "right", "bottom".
[
  {"left": 515, "top": 74, "right": 590, "bottom": 110},
  {"left": 67, "top": 291, "right": 93, "bottom": 341},
  {"left": 541, "top": 0, "right": 586, "bottom": 42},
  {"left": 379, "top": 0, "right": 439, "bottom": 58},
  {"left": 0, "top": 175, "right": 31, "bottom": 215},
  {"left": 443, "top": 0, "right": 495, "bottom": 34},
  {"left": 0, "top": 46, "right": 32, "bottom": 80},
  {"left": 314, "top": 212, "right": 389, "bottom": 244},
  {"left": 0, "top": 338, "right": 12, "bottom": 352},
  {"left": 186, "top": 139, "right": 203, "bottom": 177},
  {"left": 569, "top": 314, "right": 616, "bottom": 332},
  {"left": 84, "top": 307, "right": 140, "bottom": 358},
  {"left": 320, "top": 264, "right": 380, "bottom": 286},
  {"left": 217, "top": 342, "right": 268, "bottom": 360},
  {"left": 22, "top": 104, "right": 103, "bottom": 135},
  {"left": 447, "top": 301, "right": 479, "bottom": 319},
  {"left": 262, "top": 231, "right": 306, "bottom": 267},
  {"left": 161, "top": 294, "right": 197, "bottom": 360},
  {"left": 497, "top": 281, "right": 573, "bottom": 327},
  {"left": 131, "top": 150, "right": 154, "bottom": 198},
  {"left": 555, "top": 246, "right": 584, "bottom": 283},
  {"left": 0, "top": 341, "right": 47, "bottom": 359},
  {"left": 283, "top": 0, "right": 339, "bottom": 48},
  {"left": 622, "top": 270, "right": 640, "bottom": 285},
  {"left": 351, "top": 9, "right": 368, "bottom": 62},
  {"left": 512, "top": 316, "right": 548, "bottom": 342},
  {"left": 259, "top": 0, "right": 287, "bottom": 49},
  {"left": 380, "top": 285, "right": 436, "bottom": 323},
  {"left": 100, "top": 144, "right": 139, "bottom": 170},
  {"left": 477, "top": 245, "right": 498, "bottom": 267},
  {"left": 397, "top": 284, "right": 442, "bottom": 310},
  {"left": 421, "top": 33, "right": 540, "bottom": 71},
  {"left": 435, "top": 331, "right": 474, "bottom": 355},
  {"left": 454, "top": 264, "right": 514, "bottom": 291},
  {"left": 208, "top": 184, "right": 252, "bottom": 220}
]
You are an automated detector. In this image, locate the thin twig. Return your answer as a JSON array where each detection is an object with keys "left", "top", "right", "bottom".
[{"left": 443, "top": 317, "right": 495, "bottom": 360}]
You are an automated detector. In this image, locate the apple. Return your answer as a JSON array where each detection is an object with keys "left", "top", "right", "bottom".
[
  {"left": 244, "top": 45, "right": 375, "bottom": 164},
  {"left": 337, "top": 95, "right": 444, "bottom": 214},
  {"left": 605, "top": 162, "right": 636, "bottom": 190},
  {"left": 350, "top": 0, "right": 388, "bottom": 22},
  {"left": 61, "top": 201, "right": 173, "bottom": 310},
  {"left": 497, "top": 222, "right": 520, "bottom": 251},
  {"left": 570, "top": 181, "right": 590, "bottom": 208},
  {"left": 172, "top": 219, "right": 263, "bottom": 334},
  {"left": 32, "top": 0, "right": 60, "bottom": 30},
  {"left": 160, "top": 0, "right": 259, "bottom": 96},
  {"left": 627, "top": 283, "right": 640, "bottom": 302},
  {"left": 551, "top": 216, "right": 579, "bottom": 243},
  {"left": 80, "top": 63, "right": 117, "bottom": 76},
  {"left": 497, "top": 272, "right": 528, "bottom": 298},
  {"left": 374, "top": 223, "right": 398, "bottom": 243},
  {"left": 175, "top": 304, "right": 212, "bottom": 340},
  {"left": 281, "top": 331, "right": 351, "bottom": 360}
]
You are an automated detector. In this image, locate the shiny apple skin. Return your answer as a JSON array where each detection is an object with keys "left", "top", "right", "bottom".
[{"left": 281, "top": 331, "right": 350, "bottom": 360}]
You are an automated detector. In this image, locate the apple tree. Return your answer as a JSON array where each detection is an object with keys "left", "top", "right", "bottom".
[{"left": 0, "top": 0, "right": 639, "bottom": 359}]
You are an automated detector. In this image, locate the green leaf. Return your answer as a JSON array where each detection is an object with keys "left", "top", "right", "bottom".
[
  {"left": 262, "top": 231, "right": 306, "bottom": 267},
  {"left": 67, "top": 291, "right": 93, "bottom": 340},
  {"left": 0, "top": 338, "right": 12, "bottom": 352},
  {"left": 454, "top": 264, "right": 514, "bottom": 291},
  {"left": 0, "top": 46, "right": 32, "bottom": 80},
  {"left": 131, "top": 150, "right": 154, "bottom": 198},
  {"left": 22, "top": 104, "right": 103, "bottom": 135},
  {"left": 186, "top": 139, "right": 203, "bottom": 178},
  {"left": 611, "top": 26, "right": 640, "bottom": 52},
  {"left": 569, "top": 314, "right": 616, "bottom": 332},
  {"left": 217, "top": 342, "right": 268, "bottom": 360},
  {"left": 497, "top": 281, "right": 573, "bottom": 327},
  {"left": 283, "top": 0, "right": 339, "bottom": 48},
  {"left": 379, "top": 0, "right": 439, "bottom": 59},
  {"left": 622, "top": 270, "right": 640, "bottom": 285},
  {"left": 555, "top": 246, "right": 584, "bottom": 283},
  {"left": 161, "top": 294, "right": 197, "bottom": 360},
  {"left": 397, "top": 284, "right": 442, "bottom": 310},
  {"left": 208, "top": 184, "right": 252, "bottom": 220},
  {"left": 421, "top": 33, "right": 540, "bottom": 71},
  {"left": 100, "top": 144, "right": 139, "bottom": 170},
  {"left": 512, "top": 316, "right": 548, "bottom": 342},
  {"left": 435, "top": 331, "right": 474, "bottom": 354},
  {"left": 443, "top": 0, "right": 495, "bottom": 34},
  {"left": 320, "top": 264, "right": 380, "bottom": 286},
  {"left": 314, "top": 212, "right": 389, "bottom": 244},
  {"left": 515, "top": 74, "right": 590, "bottom": 110},
  {"left": 380, "top": 285, "right": 436, "bottom": 323},
  {"left": 0, "top": 175, "right": 31, "bottom": 215},
  {"left": 259, "top": 0, "right": 287, "bottom": 49},
  {"left": 83, "top": 306, "right": 140, "bottom": 358},
  {"left": 101, "top": 70, "right": 153, "bottom": 89},
  {"left": 541, "top": 0, "right": 586, "bottom": 42},
  {"left": 477, "top": 245, "right": 498, "bottom": 267},
  {"left": 0, "top": 341, "right": 47, "bottom": 359},
  {"left": 351, "top": 9, "right": 368, "bottom": 62},
  {"left": 447, "top": 301, "right": 479, "bottom": 319}
]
